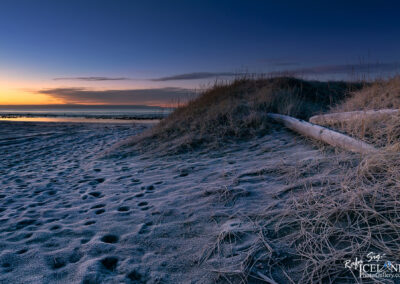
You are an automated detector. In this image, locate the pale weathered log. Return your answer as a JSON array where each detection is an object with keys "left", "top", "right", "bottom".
[
  {"left": 309, "top": 109, "right": 399, "bottom": 125},
  {"left": 267, "top": 113, "right": 378, "bottom": 154}
]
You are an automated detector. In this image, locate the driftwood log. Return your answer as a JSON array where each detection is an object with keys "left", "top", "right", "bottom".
[
  {"left": 309, "top": 109, "right": 399, "bottom": 125},
  {"left": 267, "top": 113, "right": 377, "bottom": 154}
]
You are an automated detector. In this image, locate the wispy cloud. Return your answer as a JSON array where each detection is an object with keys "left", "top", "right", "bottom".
[
  {"left": 151, "top": 72, "right": 244, "bottom": 81},
  {"left": 53, "top": 77, "right": 130, "bottom": 81},
  {"left": 37, "top": 87, "right": 196, "bottom": 105},
  {"left": 51, "top": 62, "right": 400, "bottom": 85},
  {"left": 149, "top": 62, "right": 400, "bottom": 82},
  {"left": 284, "top": 62, "right": 400, "bottom": 76}
]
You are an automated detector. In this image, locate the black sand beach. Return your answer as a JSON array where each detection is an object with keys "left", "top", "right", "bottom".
[{"left": 0, "top": 121, "right": 334, "bottom": 283}]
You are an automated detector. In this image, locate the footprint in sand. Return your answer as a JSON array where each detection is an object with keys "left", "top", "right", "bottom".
[
  {"left": 127, "top": 270, "right": 143, "bottom": 282},
  {"left": 17, "top": 248, "right": 28, "bottom": 255},
  {"left": 15, "top": 219, "right": 36, "bottom": 230},
  {"left": 89, "top": 191, "right": 102, "bottom": 198},
  {"left": 68, "top": 249, "right": 83, "bottom": 263},
  {"left": 117, "top": 206, "right": 129, "bottom": 212},
  {"left": 137, "top": 201, "right": 148, "bottom": 207},
  {"left": 138, "top": 221, "right": 153, "bottom": 234},
  {"left": 46, "top": 256, "right": 66, "bottom": 270},
  {"left": 91, "top": 204, "right": 105, "bottom": 209},
  {"left": 100, "top": 256, "right": 118, "bottom": 271},
  {"left": 84, "top": 219, "right": 96, "bottom": 226},
  {"left": 130, "top": 178, "right": 141, "bottom": 185},
  {"left": 81, "top": 238, "right": 91, "bottom": 244},
  {"left": 95, "top": 178, "right": 105, "bottom": 183},
  {"left": 95, "top": 209, "right": 105, "bottom": 215},
  {"left": 2, "top": 262, "right": 12, "bottom": 273},
  {"left": 49, "top": 224, "right": 61, "bottom": 231},
  {"left": 100, "top": 234, "right": 119, "bottom": 244}
]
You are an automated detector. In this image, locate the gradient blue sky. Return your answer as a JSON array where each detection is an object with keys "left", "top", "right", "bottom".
[{"left": 1, "top": 0, "right": 400, "bottom": 105}]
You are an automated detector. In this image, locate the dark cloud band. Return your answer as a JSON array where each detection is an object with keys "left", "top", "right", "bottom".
[
  {"left": 282, "top": 62, "right": 400, "bottom": 76},
  {"left": 53, "top": 77, "right": 130, "bottom": 81},
  {"left": 150, "top": 63, "right": 400, "bottom": 82},
  {"left": 37, "top": 87, "right": 197, "bottom": 105},
  {"left": 151, "top": 72, "right": 245, "bottom": 81}
]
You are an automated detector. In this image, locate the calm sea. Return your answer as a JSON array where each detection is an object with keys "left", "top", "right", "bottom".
[{"left": 0, "top": 105, "right": 173, "bottom": 123}]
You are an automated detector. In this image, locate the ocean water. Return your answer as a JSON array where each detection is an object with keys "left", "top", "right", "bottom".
[{"left": 0, "top": 105, "right": 172, "bottom": 123}]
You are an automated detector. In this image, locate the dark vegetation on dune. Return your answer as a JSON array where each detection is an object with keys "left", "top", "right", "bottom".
[{"left": 127, "top": 77, "right": 363, "bottom": 153}]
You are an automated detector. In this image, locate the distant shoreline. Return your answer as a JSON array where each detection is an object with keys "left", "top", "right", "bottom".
[
  {"left": 0, "top": 105, "right": 171, "bottom": 123},
  {"left": 0, "top": 114, "right": 162, "bottom": 123},
  {"left": 0, "top": 113, "right": 166, "bottom": 120}
]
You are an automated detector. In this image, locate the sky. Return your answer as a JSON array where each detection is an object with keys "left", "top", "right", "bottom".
[{"left": 1, "top": 0, "right": 400, "bottom": 106}]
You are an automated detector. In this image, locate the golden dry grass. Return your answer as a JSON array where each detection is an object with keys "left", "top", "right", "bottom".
[
  {"left": 322, "top": 76, "right": 400, "bottom": 149},
  {"left": 123, "top": 76, "right": 359, "bottom": 154},
  {"left": 252, "top": 76, "right": 400, "bottom": 283},
  {"left": 332, "top": 76, "right": 400, "bottom": 112},
  {"left": 265, "top": 152, "right": 400, "bottom": 283}
]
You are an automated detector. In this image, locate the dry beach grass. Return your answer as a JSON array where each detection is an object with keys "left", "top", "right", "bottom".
[
  {"left": 123, "top": 76, "right": 361, "bottom": 154},
  {"left": 256, "top": 77, "right": 400, "bottom": 283},
  {"left": 120, "top": 76, "right": 400, "bottom": 283}
]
